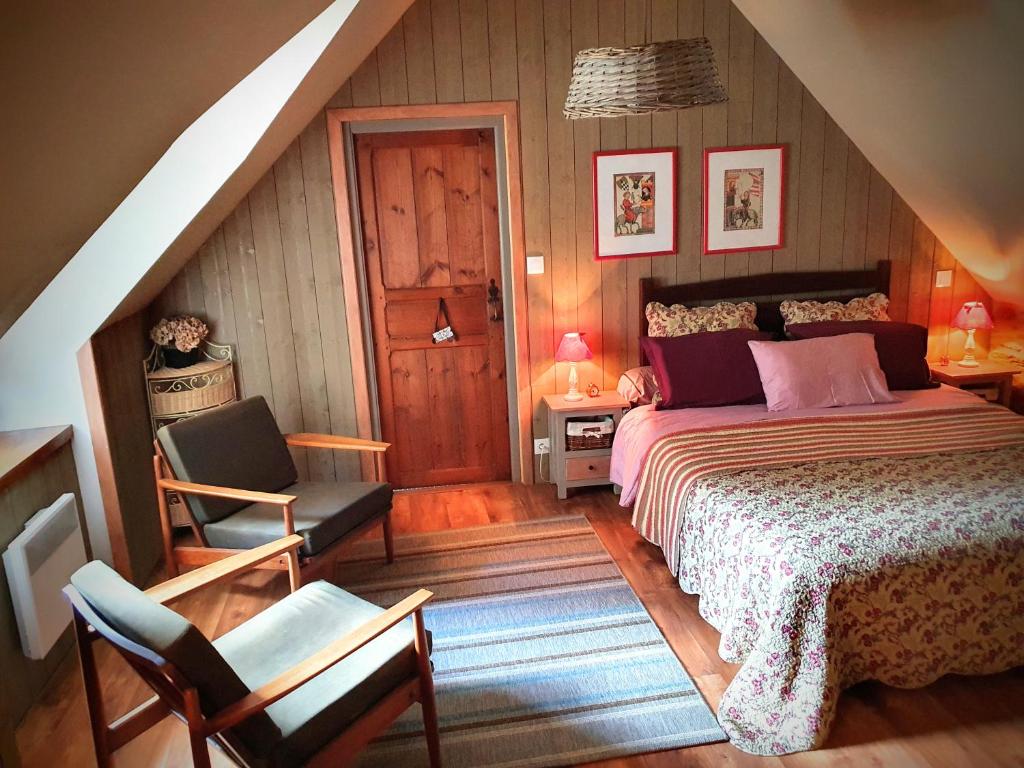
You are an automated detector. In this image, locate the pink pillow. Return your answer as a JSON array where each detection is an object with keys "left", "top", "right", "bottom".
[{"left": 748, "top": 334, "right": 897, "bottom": 411}]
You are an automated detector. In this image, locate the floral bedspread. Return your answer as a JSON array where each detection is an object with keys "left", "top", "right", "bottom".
[{"left": 630, "top": 406, "right": 1024, "bottom": 754}]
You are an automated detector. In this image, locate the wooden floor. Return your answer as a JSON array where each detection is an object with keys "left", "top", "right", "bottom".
[{"left": 16, "top": 483, "right": 1024, "bottom": 768}]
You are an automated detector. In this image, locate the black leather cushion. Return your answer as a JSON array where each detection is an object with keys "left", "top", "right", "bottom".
[
  {"left": 157, "top": 397, "right": 297, "bottom": 524},
  {"left": 71, "top": 561, "right": 282, "bottom": 759},
  {"left": 203, "top": 482, "right": 392, "bottom": 556}
]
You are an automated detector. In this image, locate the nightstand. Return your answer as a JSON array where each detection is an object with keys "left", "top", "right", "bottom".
[
  {"left": 929, "top": 360, "right": 1019, "bottom": 407},
  {"left": 543, "top": 392, "right": 629, "bottom": 499}
]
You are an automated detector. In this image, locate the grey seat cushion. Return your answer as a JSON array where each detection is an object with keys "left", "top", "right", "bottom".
[
  {"left": 213, "top": 580, "right": 422, "bottom": 768},
  {"left": 70, "top": 561, "right": 282, "bottom": 759},
  {"left": 203, "top": 481, "right": 392, "bottom": 556},
  {"left": 157, "top": 396, "right": 298, "bottom": 524}
]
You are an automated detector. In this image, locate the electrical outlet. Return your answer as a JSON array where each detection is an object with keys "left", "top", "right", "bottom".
[{"left": 534, "top": 438, "right": 550, "bottom": 455}]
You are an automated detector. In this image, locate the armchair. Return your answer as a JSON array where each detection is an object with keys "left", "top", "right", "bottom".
[
  {"left": 154, "top": 396, "right": 394, "bottom": 582},
  {"left": 65, "top": 536, "right": 441, "bottom": 767}
]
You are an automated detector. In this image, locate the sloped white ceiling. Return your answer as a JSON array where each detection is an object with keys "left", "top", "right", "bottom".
[
  {"left": 0, "top": 0, "right": 333, "bottom": 338},
  {"left": 734, "top": 0, "right": 1024, "bottom": 305}
]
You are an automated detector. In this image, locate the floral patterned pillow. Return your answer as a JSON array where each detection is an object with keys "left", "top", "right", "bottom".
[
  {"left": 645, "top": 301, "right": 758, "bottom": 337},
  {"left": 780, "top": 292, "right": 890, "bottom": 326}
]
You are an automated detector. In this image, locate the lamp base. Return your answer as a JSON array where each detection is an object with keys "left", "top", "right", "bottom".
[
  {"left": 958, "top": 329, "right": 980, "bottom": 367},
  {"left": 563, "top": 360, "right": 583, "bottom": 401}
]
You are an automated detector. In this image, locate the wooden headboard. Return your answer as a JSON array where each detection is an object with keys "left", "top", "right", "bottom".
[{"left": 638, "top": 260, "right": 892, "bottom": 365}]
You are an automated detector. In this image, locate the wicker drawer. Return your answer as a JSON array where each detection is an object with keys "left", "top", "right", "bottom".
[{"left": 565, "top": 456, "right": 611, "bottom": 481}]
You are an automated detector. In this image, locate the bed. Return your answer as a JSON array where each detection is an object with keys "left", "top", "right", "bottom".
[{"left": 612, "top": 263, "right": 1024, "bottom": 755}]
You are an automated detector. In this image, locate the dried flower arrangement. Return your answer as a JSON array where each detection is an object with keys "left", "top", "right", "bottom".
[
  {"left": 150, "top": 315, "right": 209, "bottom": 351},
  {"left": 150, "top": 315, "right": 209, "bottom": 368}
]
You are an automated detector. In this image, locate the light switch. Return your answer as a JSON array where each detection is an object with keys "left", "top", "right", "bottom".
[
  {"left": 526, "top": 253, "right": 545, "bottom": 275},
  {"left": 935, "top": 269, "right": 953, "bottom": 288}
]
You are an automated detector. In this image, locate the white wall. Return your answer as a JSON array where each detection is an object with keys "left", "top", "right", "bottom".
[
  {"left": 734, "top": 0, "right": 1024, "bottom": 305},
  {"left": 0, "top": 0, "right": 362, "bottom": 562}
]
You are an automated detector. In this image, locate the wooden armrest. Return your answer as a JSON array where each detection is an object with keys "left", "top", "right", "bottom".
[
  {"left": 145, "top": 535, "right": 304, "bottom": 605},
  {"left": 206, "top": 589, "right": 433, "bottom": 733},
  {"left": 284, "top": 433, "right": 390, "bottom": 453},
  {"left": 156, "top": 478, "right": 297, "bottom": 506}
]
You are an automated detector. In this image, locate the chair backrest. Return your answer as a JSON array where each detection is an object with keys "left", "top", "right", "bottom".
[
  {"left": 157, "top": 396, "right": 298, "bottom": 524},
  {"left": 68, "top": 561, "right": 282, "bottom": 758}
]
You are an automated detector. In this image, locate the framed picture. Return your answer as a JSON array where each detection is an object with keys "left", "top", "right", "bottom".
[
  {"left": 593, "top": 148, "right": 677, "bottom": 260},
  {"left": 703, "top": 144, "right": 785, "bottom": 255}
]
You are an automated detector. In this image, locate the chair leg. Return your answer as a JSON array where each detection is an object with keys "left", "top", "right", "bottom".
[
  {"left": 286, "top": 547, "right": 303, "bottom": 593},
  {"left": 383, "top": 512, "right": 395, "bottom": 564},
  {"left": 154, "top": 455, "right": 179, "bottom": 579},
  {"left": 74, "top": 610, "right": 112, "bottom": 768},
  {"left": 413, "top": 610, "right": 441, "bottom": 768},
  {"left": 183, "top": 688, "right": 212, "bottom": 768}
]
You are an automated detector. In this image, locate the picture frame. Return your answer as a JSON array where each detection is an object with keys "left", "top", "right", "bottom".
[
  {"left": 592, "top": 148, "right": 677, "bottom": 260},
  {"left": 703, "top": 144, "right": 785, "bottom": 255}
]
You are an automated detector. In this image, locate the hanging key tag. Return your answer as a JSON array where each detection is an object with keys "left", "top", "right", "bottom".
[{"left": 431, "top": 298, "right": 456, "bottom": 344}]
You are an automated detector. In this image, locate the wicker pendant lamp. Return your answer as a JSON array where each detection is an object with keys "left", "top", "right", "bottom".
[{"left": 563, "top": 2, "right": 727, "bottom": 119}]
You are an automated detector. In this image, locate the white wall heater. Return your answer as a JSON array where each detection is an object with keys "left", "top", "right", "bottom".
[{"left": 3, "top": 493, "right": 88, "bottom": 659}]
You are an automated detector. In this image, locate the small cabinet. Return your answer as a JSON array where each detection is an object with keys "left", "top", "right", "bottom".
[
  {"left": 144, "top": 341, "right": 236, "bottom": 525},
  {"left": 543, "top": 392, "right": 629, "bottom": 500}
]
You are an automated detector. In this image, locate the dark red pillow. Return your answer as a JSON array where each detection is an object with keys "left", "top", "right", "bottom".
[
  {"left": 641, "top": 329, "right": 774, "bottom": 409},
  {"left": 786, "top": 321, "right": 935, "bottom": 390}
]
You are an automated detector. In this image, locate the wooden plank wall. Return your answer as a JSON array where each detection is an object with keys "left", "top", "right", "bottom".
[
  {"left": 153, "top": 0, "right": 990, "bottom": 476},
  {"left": 0, "top": 441, "right": 82, "bottom": 733},
  {"left": 150, "top": 110, "right": 362, "bottom": 483}
]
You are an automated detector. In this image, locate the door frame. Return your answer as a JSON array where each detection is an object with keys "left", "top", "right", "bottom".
[{"left": 326, "top": 102, "right": 533, "bottom": 484}]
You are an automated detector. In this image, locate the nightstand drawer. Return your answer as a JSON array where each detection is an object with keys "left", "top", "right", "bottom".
[{"left": 565, "top": 456, "right": 611, "bottom": 481}]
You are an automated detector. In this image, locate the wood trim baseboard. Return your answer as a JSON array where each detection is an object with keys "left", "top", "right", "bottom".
[{"left": 325, "top": 101, "right": 534, "bottom": 484}]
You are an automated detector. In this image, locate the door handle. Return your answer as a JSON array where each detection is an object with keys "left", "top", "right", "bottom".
[{"left": 487, "top": 279, "right": 503, "bottom": 321}]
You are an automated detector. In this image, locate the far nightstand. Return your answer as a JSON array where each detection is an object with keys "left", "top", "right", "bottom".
[
  {"left": 929, "top": 360, "right": 1019, "bottom": 407},
  {"left": 543, "top": 391, "right": 629, "bottom": 500}
]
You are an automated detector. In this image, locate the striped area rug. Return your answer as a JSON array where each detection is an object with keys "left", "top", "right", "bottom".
[{"left": 337, "top": 516, "right": 725, "bottom": 768}]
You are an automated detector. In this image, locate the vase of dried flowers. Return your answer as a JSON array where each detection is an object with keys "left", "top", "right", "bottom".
[{"left": 150, "top": 315, "right": 209, "bottom": 369}]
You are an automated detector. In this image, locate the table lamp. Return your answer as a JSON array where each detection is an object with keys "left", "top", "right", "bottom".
[
  {"left": 555, "top": 332, "right": 593, "bottom": 401},
  {"left": 951, "top": 301, "right": 993, "bottom": 368}
]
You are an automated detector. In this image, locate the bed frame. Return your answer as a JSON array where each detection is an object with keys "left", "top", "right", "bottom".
[{"left": 638, "top": 260, "right": 892, "bottom": 365}]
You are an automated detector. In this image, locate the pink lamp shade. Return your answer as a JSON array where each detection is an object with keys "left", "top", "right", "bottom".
[
  {"left": 951, "top": 301, "right": 993, "bottom": 331},
  {"left": 555, "top": 332, "right": 593, "bottom": 363}
]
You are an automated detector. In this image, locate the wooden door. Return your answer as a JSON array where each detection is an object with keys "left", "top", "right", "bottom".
[{"left": 355, "top": 129, "right": 511, "bottom": 488}]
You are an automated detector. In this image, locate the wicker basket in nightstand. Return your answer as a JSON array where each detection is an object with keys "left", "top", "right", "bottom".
[
  {"left": 566, "top": 432, "right": 614, "bottom": 451},
  {"left": 144, "top": 341, "right": 236, "bottom": 525}
]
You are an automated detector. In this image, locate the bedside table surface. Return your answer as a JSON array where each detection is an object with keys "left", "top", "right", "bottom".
[
  {"left": 543, "top": 391, "right": 630, "bottom": 412},
  {"left": 929, "top": 360, "right": 1020, "bottom": 383}
]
